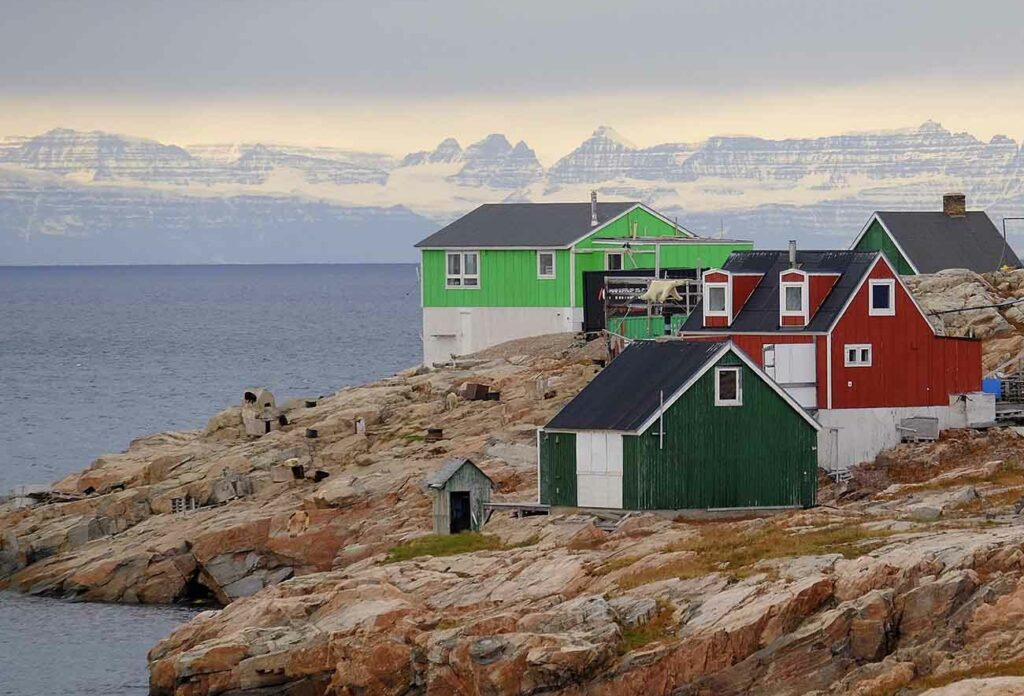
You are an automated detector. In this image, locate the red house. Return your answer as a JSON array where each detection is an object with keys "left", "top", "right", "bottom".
[{"left": 680, "top": 245, "right": 988, "bottom": 471}]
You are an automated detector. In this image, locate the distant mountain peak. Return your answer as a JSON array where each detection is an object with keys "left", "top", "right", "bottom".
[
  {"left": 918, "top": 120, "right": 947, "bottom": 134},
  {"left": 591, "top": 126, "right": 636, "bottom": 149}
]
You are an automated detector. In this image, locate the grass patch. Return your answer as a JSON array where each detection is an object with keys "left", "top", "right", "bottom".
[
  {"left": 618, "top": 523, "right": 896, "bottom": 590},
  {"left": 620, "top": 601, "right": 675, "bottom": 653},
  {"left": 385, "top": 532, "right": 504, "bottom": 563},
  {"left": 507, "top": 534, "right": 542, "bottom": 549},
  {"left": 592, "top": 556, "right": 642, "bottom": 576}
]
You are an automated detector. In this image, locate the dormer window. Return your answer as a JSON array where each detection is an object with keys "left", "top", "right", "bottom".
[
  {"left": 779, "top": 274, "right": 809, "bottom": 325},
  {"left": 706, "top": 285, "right": 728, "bottom": 313},
  {"left": 869, "top": 279, "right": 895, "bottom": 316}
]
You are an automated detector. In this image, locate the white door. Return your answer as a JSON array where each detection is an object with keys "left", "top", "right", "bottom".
[
  {"left": 458, "top": 310, "right": 473, "bottom": 355},
  {"left": 764, "top": 343, "right": 817, "bottom": 408},
  {"left": 575, "top": 432, "right": 623, "bottom": 508}
]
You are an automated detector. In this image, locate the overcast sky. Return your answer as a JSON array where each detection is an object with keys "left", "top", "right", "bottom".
[{"left": 3, "top": 0, "right": 1024, "bottom": 161}]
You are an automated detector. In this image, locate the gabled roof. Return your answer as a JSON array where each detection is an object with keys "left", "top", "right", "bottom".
[
  {"left": 682, "top": 250, "right": 877, "bottom": 333},
  {"left": 424, "top": 457, "right": 493, "bottom": 489},
  {"left": 867, "top": 211, "right": 1020, "bottom": 274},
  {"left": 414, "top": 202, "right": 639, "bottom": 248},
  {"left": 546, "top": 340, "right": 819, "bottom": 433}
]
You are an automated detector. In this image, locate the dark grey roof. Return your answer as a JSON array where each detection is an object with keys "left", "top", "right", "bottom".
[
  {"left": 424, "top": 457, "right": 492, "bottom": 488},
  {"left": 415, "top": 202, "right": 639, "bottom": 248},
  {"left": 875, "top": 211, "right": 1020, "bottom": 273},
  {"left": 681, "top": 250, "right": 877, "bottom": 333},
  {"left": 546, "top": 340, "right": 728, "bottom": 432}
]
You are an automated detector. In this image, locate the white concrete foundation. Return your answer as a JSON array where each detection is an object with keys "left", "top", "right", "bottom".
[
  {"left": 423, "top": 306, "right": 577, "bottom": 364},
  {"left": 816, "top": 392, "right": 993, "bottom": 472}
]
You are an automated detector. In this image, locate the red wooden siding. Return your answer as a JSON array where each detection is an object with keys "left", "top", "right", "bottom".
[
  {"left": 829, "top": 261, "right": 982, "bottom": 408},
  {"left": 732, "top": 274, "right": 761, "bottom": 316},
  {"left": 781, "top": 315, "right": 804, "bottom": 327},
  {"left": 780, "top": 271, "right": 804, "bottom": 282},
  {"left": 705, "top": 316, "right": 729, "bottom": 328},
  {"left": 809, "top": 275, "right": 839, "bottom": 318},
  {"left": 705, "top": 271, "right": 728, "bottom": 283}
]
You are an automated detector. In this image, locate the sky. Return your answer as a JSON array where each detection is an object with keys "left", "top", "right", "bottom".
[{"left": 3, "top": 0, "right": 1024, "bottom": 162}]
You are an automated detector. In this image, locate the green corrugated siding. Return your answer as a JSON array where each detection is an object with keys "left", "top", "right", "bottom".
[
  {"left": 854, "top": 220, "right": 915, "bottom": 275},
  {"left": 669, "top": 314, "right": 688, "bottom": 334},
  {"left": 572, "top": 208, "right": 753, "bottom": 306},
  {"left": 622, "top": 353, "right": 818, "bottom": 509},
  {"left": 607, "top": 315, "right": 665, "bottom": 339},
  {"left": 421, "top": 249, "right": 571, "bottom": 307},
  {"left": 539, "top": 430, "right": 577, "bottom": 506}
]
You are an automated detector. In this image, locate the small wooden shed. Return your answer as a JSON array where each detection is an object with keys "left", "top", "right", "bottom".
[{"left": 424, "top": 458, "right": 493, "bottom": 535}]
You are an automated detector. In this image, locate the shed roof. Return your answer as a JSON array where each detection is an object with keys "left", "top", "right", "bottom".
[
  {"left": 873, "top": 211, "right": 1020, "bottom": 274},
  {"left": 546, "top": 340, "right": 727, "bottom": 432},
  {"left": 424, "top": 457, "right": 493, "bottom": 489},
  {"left": 414, "top": 202, "right": 639, "bottom": 248},
  {"left": 681, "top": 250, "right": 877, "bottom": 333}
]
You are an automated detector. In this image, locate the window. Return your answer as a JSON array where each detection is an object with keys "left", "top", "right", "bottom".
[
  {"left": 844, "top": 344, "right": 872, "bottom": 367},
  {"left": 780, "top": 281, "right": 807, "bottom": 318},
  {"left": 446, "top": 251, "right": 479, "bottom": 288},
  {"left": 706, "top": 285, "right": 728, "bottom": 313},
  {"left": 537, "top": 251, "right": 556, "bottom": 279},
  {"left": 606, "top": 252, "right": 623, "bottom": 271},
  {"left": 715, "top": 367, "right": 742, "bottom": 406},
  {"left": 869, "top": 279, "right": 895, "bottom": 316}
]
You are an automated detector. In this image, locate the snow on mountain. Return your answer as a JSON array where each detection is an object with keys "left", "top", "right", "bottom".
[{"left": 4, "top": 121, "right": 1024, "bottom": 263}]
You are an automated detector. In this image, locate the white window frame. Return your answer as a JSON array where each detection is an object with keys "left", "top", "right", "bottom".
[
  {"left": 844, "top": 344, "right": 872, "bottom": 367},
  {"left": 605, "top": 251, "right": 624, "bottom": 271},
  {"left": 537, "top": 250, "right": 556, "bottom": 279},
  {"left": 445, "top": 251, "right": 480, "bottom": 289},
  {"left": 714, "top": 366, "right": 743, "bottom": 406},
  {"left": 868, "top": 279, "right": 896, "bottom": 316},
  {"left": 779, "top": 280, "right": 808, "bottom": 323},
  {"left": 704, "top": 283, "right": 730, "bottom": 318}
]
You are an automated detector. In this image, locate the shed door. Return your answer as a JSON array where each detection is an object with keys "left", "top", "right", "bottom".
[
  {"left": 764, "top": 343, "right": 817, "bottom": 408},
  {"left": 575, "top": 432, "right": 623, "bottom": 509}
]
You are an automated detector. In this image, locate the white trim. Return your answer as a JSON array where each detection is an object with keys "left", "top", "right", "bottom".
[
  {"left": 843, "top": 343, "right": 873, "bottom": 367},
  {"left": 536, "top": 428, "right": 541, "bottom": 504},
  {"left": 564, "top": 203, "right": 698, "bottom": 249},
  {"left": 537, "top": 250, "right": 556, "bottom": 279},
  {"left": 868, "top": 278, "right": 896, "bottom": 316},
  {"left": 605, "top": 250, "right": 625, "bottom": 271},
  {"left": 848, "top": 213, "right": 921, "bottom": 275},
  {"left": 702, "top": 268, "right": 733, "bottom": 326},
  {"left": 714, "top": 366, "right": 743, "bottom": 406},
  {"left": 634, "top": 342, "right": 822, "bottom": 434},
  {"left": 569, "top": 245, "right": 576, "bottom": 309},
  {"left": 420, "top": 245, "right": 565, "bottom": 251},
  {"left": 445, "top": 250, "right": 481, "bottom": 289},
  {"left": 826, "top": 333, "right": 833, "bottom": 409}
]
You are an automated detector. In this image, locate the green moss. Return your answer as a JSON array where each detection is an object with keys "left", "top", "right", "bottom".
[{"left": 385, "top": 532, "right": 504, "bottom": 563}]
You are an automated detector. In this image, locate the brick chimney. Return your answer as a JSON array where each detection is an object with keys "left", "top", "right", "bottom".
[{"left": 943, "top": 193, "right": 966, "bottom": 217}]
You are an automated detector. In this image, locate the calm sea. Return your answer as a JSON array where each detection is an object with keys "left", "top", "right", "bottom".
[{"left": 0, "top": 264, "right": 422, "bottom": 695}]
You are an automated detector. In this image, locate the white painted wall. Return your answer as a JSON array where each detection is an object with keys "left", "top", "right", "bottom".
[
  {"left": 764, "top": 343, "right": 817, "bottom": 408},
  {"left": 422, "top": 306, "right": 576, "bottom": 364},
  {"left": 575, "top": 432, "right": 623, "bottom": 508},
  {"left": 815, "top": 394, "right": 995, "bottom": 471}
]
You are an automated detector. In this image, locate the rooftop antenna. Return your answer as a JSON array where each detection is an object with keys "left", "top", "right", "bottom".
[{"left": 590, "top": 190, "right": 599, "bottom": 227}]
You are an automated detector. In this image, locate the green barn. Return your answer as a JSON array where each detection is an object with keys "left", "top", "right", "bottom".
[
  {"left": 538, "top": 340, "right": 820, "bottom": 510},
  {"left": 415, "top": 195, "right": 752, "bottom": 364}
]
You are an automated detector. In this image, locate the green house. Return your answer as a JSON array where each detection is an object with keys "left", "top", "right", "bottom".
[
  {"left": 415, "top": 196, "right": 752, "bottom": 364},
  {"left": 538, "top": 340, "right": 820, "bottom": 510},
  {"left": 850, "top": 193, "right": 1021, "bottom": 275}
]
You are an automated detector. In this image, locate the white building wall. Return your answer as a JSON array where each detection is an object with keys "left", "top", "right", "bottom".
[
  {"left": 816, "top": 393, "right": 993, "bottom": 472},
  {"left": 423, "top": 306, "right": 576, "bottom": 364}
]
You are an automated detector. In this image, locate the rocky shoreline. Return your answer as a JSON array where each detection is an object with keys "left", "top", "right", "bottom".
[{"left": 7, "top": 270, "right": 1024, "bottom": 694}]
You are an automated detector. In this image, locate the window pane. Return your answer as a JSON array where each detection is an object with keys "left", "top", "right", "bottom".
[
  {"left": 447, "top": 253, "right": 460, "bottom": 275},
  {"left": 707, "top": 286, "right": 726, "bottom": 312},
  {"left": 718, "top": 370, "right": 737, "bottom": 400},
  {"left": 785, "top": 286, "right": 803, "bottom": 311},
  {"left": 872, "top": 283, "right": 891, "bottom": 309},
  {"left": 608, "top": 253, "right": 623, "bottom": 270},
  {"left": 847, "top": 348, "right": 856, "bottom": 363},
  {"left": 447, "top": 277, "right": 461, "bottom": 287},
  {"left": 463, "top": 277, "right": 478, "bottom": 287},
  {"left": 539, "top": 253, "right": 554, "bottom": 276},
  {"left": 463, "top": 253, "right": 478, "bottom": 275},
  {"left": 860, "top": 348, "right": 870, "bottom": 362}
]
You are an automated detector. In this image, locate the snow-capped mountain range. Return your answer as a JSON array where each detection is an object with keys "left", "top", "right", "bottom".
[{"left": 2, "top": 122, "right": 1024, "bottom": 264}]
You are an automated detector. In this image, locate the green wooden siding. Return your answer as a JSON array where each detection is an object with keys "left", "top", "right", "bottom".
[
  {"left": 421, "top": 206, "right": 752, "bottom": 309},
  {"left": 854, "top": 219, "right": 915, "bottom": 275},
  {"left": 539, "top": 431, "right": 577, "bottom": 506},
  {"left": 622, "top": 353, "right": 817, "bottom": 509},
  {"left": 421, "top": 249, "right": 571, "bottom": 307}
]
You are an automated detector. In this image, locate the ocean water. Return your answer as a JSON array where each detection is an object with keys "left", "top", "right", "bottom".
[
  {"left": 0, "top": 264, "right": 422, "bottom": 694},
  {"left": 0, "top": 264, "right": 422, "bottom": 492}
]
